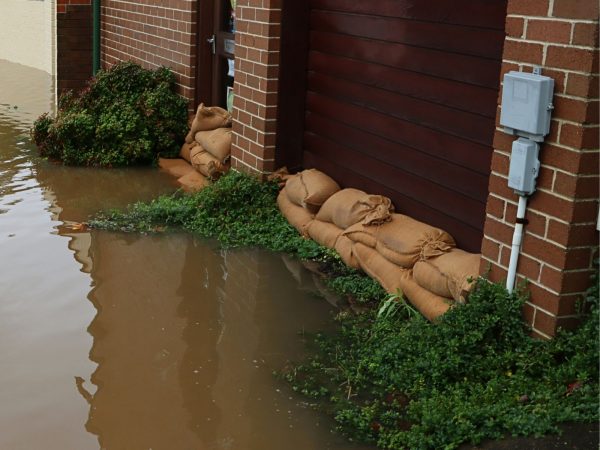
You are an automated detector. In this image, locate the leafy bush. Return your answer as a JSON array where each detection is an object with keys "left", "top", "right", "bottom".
[
  {"left": 31, "top": 62, "right": 188, "bottom": 167},
  {"left": 282, "top": 276, "right": 599, "bottom": 449}
]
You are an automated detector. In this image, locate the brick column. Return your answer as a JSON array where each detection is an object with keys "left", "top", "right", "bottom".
[
  {"left": 230, "top": 0, "right": 281, "bottom": 175},
  {"left": 481, "top": 0, "right": 599, "bottom": 338},
  {"left": 56, "top": 0, "right": 92, "bottom": 95}
]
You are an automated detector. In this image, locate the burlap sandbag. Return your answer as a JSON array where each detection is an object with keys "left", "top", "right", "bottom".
[
  {"left": 334, "top": 235, "right": 360, "bottom": 269},
  {"left": 184, "top": 103, "right": 232, "bottom": 143},
  {"left": 413, "top": 249, "right": 480, "bottom": 303},
  {"left": 345, "top": 214, "right": 455, "bottom": 268},
  {"left": 284, "top": 169, "right": 341, "bottom": 214},
  {"left": 179, "top": 142, "right": 197, "bottom": 163},
  {"left": 194, "top": 127, "right": 232, "bottom": 163},
  {"left": 353, "top": 242, "right": 407, "bottom": 294},
  {"left": 398, "top": 272, "right": 452, "bottom": 321},
  {"left": 316, "top": 188, "right": 394, "bottom": 229},
  {"left": 158, "top": 157, "right": 195, "bottom": 179},
  {"left": 277, "top": 189, "right": 313, "bottom": 237},
  {"left": 190, "top": 145, "right": 227, "bottom": 180},
  {"left": 353, "top": 243, "right": 451, "bottom": 321},
  {"left": 177, "top": 170, "right": 209, "bottom": 192},
  {"left": 306, "top": 219, "right": 344, "bottom": 249}
]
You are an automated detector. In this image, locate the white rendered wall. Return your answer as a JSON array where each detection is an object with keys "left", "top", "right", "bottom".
[{"left": 0, "top": 0, "right": 55, "bottom": 74}]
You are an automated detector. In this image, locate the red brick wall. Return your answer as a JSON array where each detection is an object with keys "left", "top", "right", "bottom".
[
  {"left": 230, "top": 0, "right": 281, "bottom": 175},
  {"left": 481, "top": 0, "right": 599, "bottom": 338},
  {"left": 101, "top": 0, "right": 197, "bottom": 102},
  {"left": 57, "top": 0, "right": 93, "bottom": 95}
]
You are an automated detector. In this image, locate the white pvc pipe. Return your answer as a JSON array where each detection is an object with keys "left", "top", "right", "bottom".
[{"left": 506, "top": 195, "right": 528, "bottom": 294}]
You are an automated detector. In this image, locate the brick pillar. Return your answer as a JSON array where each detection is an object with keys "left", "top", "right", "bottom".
[
  {"left": 56, "top": 0, "right": 93, "bottom": 95},
  {"left": 481, "top": 0, "right": 599, "bottom": 338},
  {"left": 231, "top": 0, "right": 281, "bottom": 175}
]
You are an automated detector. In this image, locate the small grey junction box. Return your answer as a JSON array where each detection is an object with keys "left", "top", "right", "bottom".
[
  {"left": 508, "top": 138, "right": 540, "bottom": 195},
  {"left": 500, "top": 71, "right": 554, "bottom": 142}
]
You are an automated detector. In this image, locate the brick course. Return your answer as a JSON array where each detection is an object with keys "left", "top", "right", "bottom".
[
  {"left": 481, "top": 0, "right": 599, "bottom": 338},
  {"left": 101, "top": 0, "right": 197, "bottom": 102}
]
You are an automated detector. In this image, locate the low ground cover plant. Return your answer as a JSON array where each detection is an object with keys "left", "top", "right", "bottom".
[
  {"left": 32, "top": 62, "right": 188, "bottom": 167},
  {"left": 90, "top": 171, "right": 598, "bottom": 449}
]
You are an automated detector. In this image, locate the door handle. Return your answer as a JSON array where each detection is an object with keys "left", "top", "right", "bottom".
[{"left": 207, "top": 35, "right": 216, "bottom": 55}]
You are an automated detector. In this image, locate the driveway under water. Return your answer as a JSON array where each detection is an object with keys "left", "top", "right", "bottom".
[{"left": 0, "top": 60, "right": 371, "bottom": 450}]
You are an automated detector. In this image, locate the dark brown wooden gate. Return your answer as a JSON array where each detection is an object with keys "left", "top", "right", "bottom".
[{"left": 279, "top": 0, "right": 507, "bottom": 252}]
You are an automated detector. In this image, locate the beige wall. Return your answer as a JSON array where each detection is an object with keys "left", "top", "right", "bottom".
[{"left": 0, "top": 0, "right": 55, "bottom": 74}]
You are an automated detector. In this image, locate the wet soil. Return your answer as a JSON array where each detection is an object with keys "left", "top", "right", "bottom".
[{"left": 0, "top": 60, "right": 371, "bottom": 450}]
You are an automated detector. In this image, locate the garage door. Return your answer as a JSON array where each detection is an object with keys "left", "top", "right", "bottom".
[{"left": 302, "top": 0, "right": 507, "bottom": 252}]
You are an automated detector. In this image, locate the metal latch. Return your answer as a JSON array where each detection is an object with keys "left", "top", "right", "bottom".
[{"left": 207, "top": 35, "right": 216, "bottom": 55}]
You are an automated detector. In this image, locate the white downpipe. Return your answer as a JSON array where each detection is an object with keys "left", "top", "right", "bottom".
[{"left": 506, "top": 195, "right": 528, "bottom": 293}]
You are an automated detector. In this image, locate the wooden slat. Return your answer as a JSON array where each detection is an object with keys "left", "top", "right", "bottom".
[
  {"left": 307, "top": 71, "right": 496, "bottom": 146},
  {"left": 305, "top": 92, "right": 493, "bottom": 174},
  {"left": 304, "top": 132, "right": 486, "bottom": 228},
  {"left": 303, "top": 151, "right": 484, "bottom": 252},
  {"left": 310, "top": 30, "right": 502, "bottom": 89},
  {"left": 305, "top": 112, "right": 490, "bottom": 202},
  {"left": 310, "top": 10, "right": 505, "bottom": 59},
  {"left": 309, "top": 0, "right": 507, "bottom": 30},
  {"left": 309, "top": 52, "right": 498, "bottom": 117}
]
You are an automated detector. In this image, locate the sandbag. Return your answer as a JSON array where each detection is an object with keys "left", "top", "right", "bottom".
[
  {"left": 190, "top": 145, "right": 227, "bottom": 180},
  {"left": 334, "top": 235, "right": 360, "bottom": 269},
  {"left": 316, "top": 188, "right": 394, "bottom": 229},
  {"left": 413, "top": 249, "right": 480, "bottom": 303},
  {"left": 177, "top": 170, "right": 209, "bottom": 192},
  {"left": 277, "top": 189, "right": 313, "bottom": 237},
  {"left": 194, "top": 127, "right": 232, "bottom": 163},
  {"left": 179, "top": 141, "right": 197, "bottom": 163},
  {"left": 184, "top": 103, "right": 232, "bottom": 143},
  {"left": 158, "top": 157, "right": 195, "bottom": 179},
  {"left": 345, "top": 214, "right": 455, "bottom": 268},
  {"left": 398, "top": 272, "right": 452, "bottom": 321},
  {"left": 353, "top": 243, "right": 451, "bottom": 321},
  {"left": 353, "top": 243, "right": 407, "bottom": 294},
  {"left": 284, "top": 169, "right": 340, "bottom": 214},
  {"left": 306, "top": 219, "right": 344, "bottom": 249}
]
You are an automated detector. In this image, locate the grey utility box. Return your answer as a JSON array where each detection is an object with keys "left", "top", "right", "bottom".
[
  {"left": 500, "top": 71, "right": 554, "bottom": 142},
  {"left": 508, "top": 138, "right": 540, "bottom": 195}
]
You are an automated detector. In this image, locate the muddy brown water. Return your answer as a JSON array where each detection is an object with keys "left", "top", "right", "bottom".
[{"left": 0, "top": 60, "right": 372, "bottom": 450}]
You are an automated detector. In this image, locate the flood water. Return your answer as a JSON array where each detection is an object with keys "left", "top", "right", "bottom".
[{"left": 0, "top": 60, "right": 370, "bottom": 450}]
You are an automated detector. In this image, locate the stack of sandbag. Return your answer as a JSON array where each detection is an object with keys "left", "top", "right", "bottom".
[
  {"left": 275, "top": 167, "right": 482, "bottom": 321},
  {"left": 277, "top": 168, "right": 341, "bottom": 236},
  {"left": 181, "top": 104, "right": 232, "bottom": 180}
]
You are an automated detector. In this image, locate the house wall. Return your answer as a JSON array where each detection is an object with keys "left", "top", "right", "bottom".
[
  {"left": 0, "top": 0, "right": 55, "bottom": 74},
  {"left": 233, "top": 0, "right": 599, "bottom": 337},
  {"left": 100, "top": 0, "right": 197, "bottom": 102},
  {"left": 57, "top": 0, "right": 92, "bottom": 95},
  {"left": 480, "top": 0, "right": 599, "bottom": 338}
]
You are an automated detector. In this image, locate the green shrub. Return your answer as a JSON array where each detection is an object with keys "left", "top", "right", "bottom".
[
  {"left": 282, "top": 276, "right": 599, "bottom": 449},
  {"left": 31, "top": 62, "right": 188, "bottom": 167}
]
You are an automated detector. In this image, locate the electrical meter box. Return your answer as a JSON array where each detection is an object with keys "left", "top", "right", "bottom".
[
  {"left": 500, "top": 71, "right": 554, "bottom": 142},
  {"left": 508, "top": 138, "right": 540, "bottom": 195}
]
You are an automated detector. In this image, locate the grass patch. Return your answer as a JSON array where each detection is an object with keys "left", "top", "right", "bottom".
[
  {"left": 90, "top": 170, "right": 386, "bottom": 304},
  {"left": 91, "top": 170, "right": 598, "bottom": 449}
]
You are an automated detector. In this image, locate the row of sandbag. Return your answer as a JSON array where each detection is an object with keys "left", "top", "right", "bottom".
[
  {"left": 159, "top": 103, "right": 233, "bottom": 191},
  {"left": 277, "top": 169, "right": 481, "bottom": 321}
]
